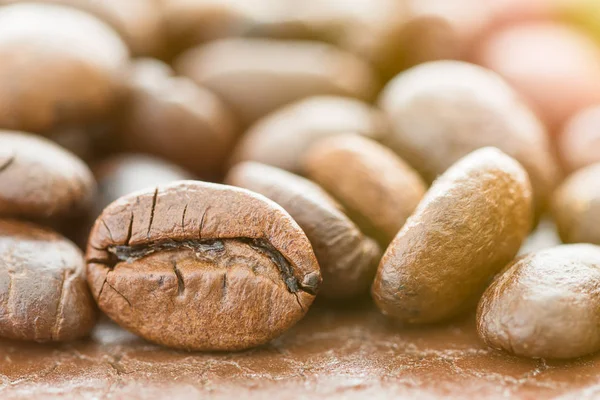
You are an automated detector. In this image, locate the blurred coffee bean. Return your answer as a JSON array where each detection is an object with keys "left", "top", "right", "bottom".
[
  {"left": 558, "top": 105, "right": 600, "bottom": 173},
  {"left": 0, "top": 3, "right": 129, "bottom": 133},
  {"left": 174, "top": 38, "right": 378, "bottom": 126},
  {"left": 379, "top": 60, "right": 559, "bottom": 217},
  {"left": 304, "top": 135, "right": 426, "bottom": 246},
  {"left": 119, "top": 59, "right": 238, "bottom": 180},
  {"left": 0, "top": 0, "right": 165, "bottom": 57},
  {"left": 231, "top": 96, "right": 390, "bottom": 173},
  {"left": 475, "top": 22, "right": 600, "bottom": 134},
  {"left": 0, "top": 130, "right": 96, "bottom": 220},
  {"left": 558, "top": 0, "right": 600, "bottom": 47},
  {"left": 93, "top": 154, "right": 195, "bottom": 214},
  {"left": 552, "top": 163, "right": 600, "bottom": 246}
]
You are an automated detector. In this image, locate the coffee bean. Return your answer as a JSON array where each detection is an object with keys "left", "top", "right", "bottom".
[
  {"left": 119, "top": 59, "right": 238, "bottom": 180},
  {"left": 174, "top": 38, "right": 378, "bottom": 126},
  {"left": 304, "top": 135, "right": 426, "bottom": 245},
  {"left": 372, "top": 148, "right": 532, "bottom": 323},
  {"left": 558, "top": 104, "right": 600, "bottom": 173},
  {"left": 552, "top": 163, "right": 600, "bottom": 245},
  {"left": 0, "top": 219, "right": 96, "bottom": 341},
  {"left": 231, "top": 96, "right": 390, "bottom": 174},
  {"left": 86, "top": 181, "right": 321, "bottom": 351},
  {"left": 477, "top": 244, "right": 600, "bottom": 359},
  {"left": 226, "top": 161, "right": 380, "bottom": 300},
  {"left": 0, "top": 130, "right": 96, "bottom": 220},
  {"left": 0, "top": 3, "right": 129, "bottom": 132},
  {"left": 0, "top": 0, "right": 165, "bottom": 57},
  {"left": 378, "top": 60, "right": 558, "bottom": 216}
]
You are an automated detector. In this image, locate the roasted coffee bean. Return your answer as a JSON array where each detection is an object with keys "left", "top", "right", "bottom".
[
  {"left": 0, "top": 219, "right": 96, "bottom": 341},
  {"left": 0, "top": 130, "right": 95, "bottom": 220},
  {"left": 558, "top": 104, "right": 600, "bottom": 173},
  {"left": 119, "top": 59, "right": 238, "bottom": 180},
  {"left": 0, "top": 0, "right": 165, "bottom": 57},
  {"left": 304, "top": 135, "right": 426, "bottom": 245},
  {"left": 379, "top": 60, "right": 558, "bottom": 216},
  {"left": 230, "top": 96, "right": 390, "bottom": 174},
  {"left": 552, "top": 163, "right": 600, "bottom": 245},
  {"left": 175, "top": 38, "right": 378, "bottom": 126},
  {"left": 372, "top": 148, "right": 532, "bottom": 324},
  {"left": 94, "top": 154, "right": 195, "bottom": 215},
  {"left": 0, "top": 3, "right": 129, "bottom": 133},
  {"left": 226, "top": 161, "right": 380, "bottom": 299},
  {"left": 477, "top": 244, "right": 600, "bottom": 359},
  {"left": 86, "top": 181, "right": 321, "bottom": 351}
]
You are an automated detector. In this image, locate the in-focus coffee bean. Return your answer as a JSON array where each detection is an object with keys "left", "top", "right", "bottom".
[
  {"left": 378, "top": 60, "right": 558, "bottom": 216},
  {"left": 175, "top": 38, "right": 378, "bottom": 126},
  {"left": 0, "top": 130, "right": 96, "bottom": 220},
  {"left": 230, "top": 96, "right": 390, "bottom": 174},
  {"left": 226, "top": 161, "right": 380, "bottom": 299},
  {"left": 552, "top": 163, "right": 600, "bottom": 245},
  {"left": 372, "top": 148, "right": 532, "bottom": 323},
  {"left": 86, "top": 181, "right": 321, "bottom": 351},
  {"left": 0, "top": 3, "right": 129, "bottom": 133},
  {"left": 304, "top": 135, "right": 426, "bottom": 245},
  {"left": 477, "top": 244, "right": 600, "bottom": 359},
  {"left": 0, "top": 219, "right": 96, "bottom": 341}
]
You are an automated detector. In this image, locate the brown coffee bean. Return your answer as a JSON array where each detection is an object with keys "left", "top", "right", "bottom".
[
  {"left": 0, "top": 0, "right": 165, "bottom": 57},
  {"left": 372, "top": 148, "right": 532, "bottom": 324},
  {"left": 230, "top": 96, "right": 390, "bottom": 174},
  {"left": 226, "top": 161, "right": 380, "bottom": 299},
  {"left": 378, "top": 60, "right": 559, "bottom": 216},
  {"left": 304, "top": 135, "right": 427, "bottom": 245},
  {"left": 552, "top": 163, "right": 600, "bottom": 245},
  {"left": 0, "top": 219, "right": 97, "bottom": 342},
  {"left": 119, "top": 59, "right": 238, "bottom": 179},
  {"left": 558, "top": 104, "right": 600, "bottom": 173},
  {"left": 0, "top": 3, "right": 129, "bottom": 133},
  {"left": 174, "top": 38, "right": 378, "bottom": 126},
  {"left": 86, "top": 181, "right": 321, "bottom": 351},
  {"left": 0, "top": 130, "right": 95, "bottom": 220},
  {"left": 477, "top": 244, "right": 600, "bottom": 359},
  {"left": 93, "top": 154, "right": 195, "bottom": 217}
]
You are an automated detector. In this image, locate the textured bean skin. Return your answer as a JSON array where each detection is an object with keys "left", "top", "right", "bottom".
[
  {"left": 552, "top": 163, "right": 600, "bottom": 245},
  {"left": 0, "top": 220, "right": 97, "bottom": 342},
  {"left": 226, "top": 161, "right": 380, "bottom": 299},
  {"left": 87, "top": 181, "right": 321, "bottom": 351},
  {"left": 372, "top": 148, "right": 532, "bottom": 324},
  {"left": 477, "top": 244, "right": 600, "bottom": 359},
  {"left": 0, "top": 130, "right": 95, "bottom": 219}
]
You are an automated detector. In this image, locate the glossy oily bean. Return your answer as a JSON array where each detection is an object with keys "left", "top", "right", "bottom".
[
  {"left": 379, "top": 60, "right": 558, "bottom": 216},
  {"left": 304, "top": 135, "right": 427, "bottom": 245},
  {"left": 175, "top": 38, "right": 378, "bottom": 126},
  {"left": 477, "top": 244, "right": 600, "bottom": 359},
  {"left": 558, "top": 105, "right": 600, "bottom": 173},
  {"left": 0, "top": 3, "right": 129, "bottom": 133},
  {"left": 86, "top": 181, "right": 321, "bottom": 351},
  {"left": 119, "top": 59, "right": 238, "bottom": 179},
  {"left": 372, "top": 148, "right": 533, "bottom": 324},
  {"left": 231, "top": 96, "right": 390, "bottom": 174},
  {"left": 0, "top": 219, "right": 96, "bottom": 341},
  {"left": 552, "top": 163, "right": 600, "bottom": 245},
  {"left": 226, "top": 161, "right": 380, "bottom": 299},
  {"left": 0, "top": 130, "right": 95, "bottom": 220}
]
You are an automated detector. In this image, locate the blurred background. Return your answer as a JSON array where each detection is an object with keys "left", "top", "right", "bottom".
[{"left": 2, "top": 0, "right": 600, "bottom": 235}]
